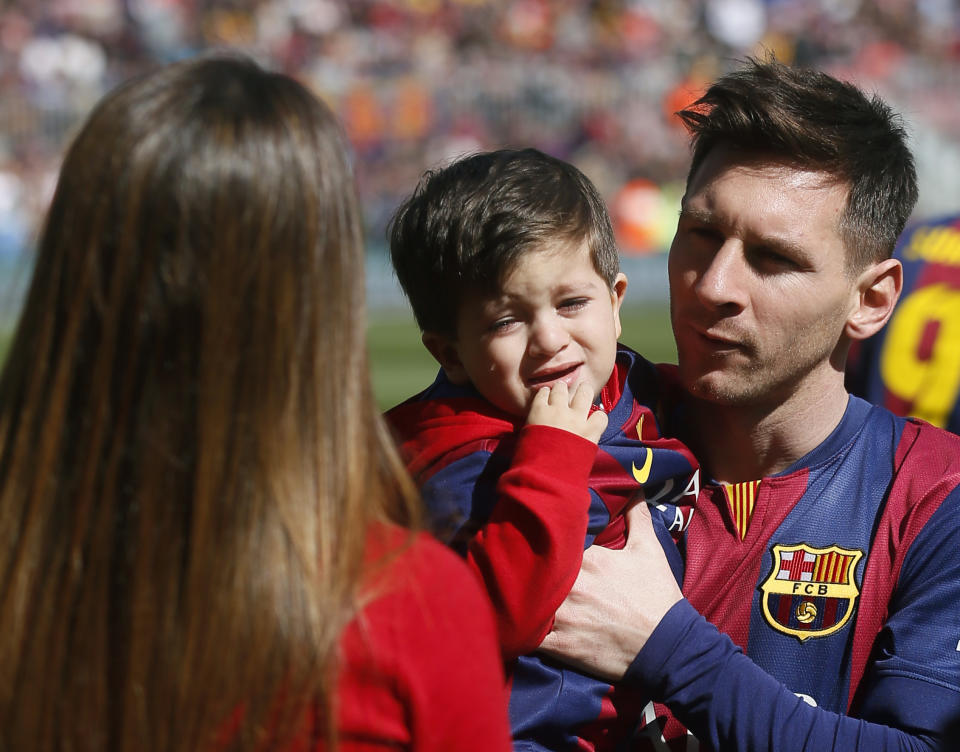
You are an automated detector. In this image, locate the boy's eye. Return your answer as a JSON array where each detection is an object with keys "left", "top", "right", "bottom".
[
  {"left": 559, "top": 298, "right": 588, "bottom": 312},
  {"left": 488, "top": 317, "right": 517, "bottom": 333}
]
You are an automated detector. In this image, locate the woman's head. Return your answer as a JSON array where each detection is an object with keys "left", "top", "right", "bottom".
[
  {"left": 0, "top": 55, "right": 417, "bottom": 750},
  {"left": 36, "top": 53, "right": 365, "bottom": 450}
]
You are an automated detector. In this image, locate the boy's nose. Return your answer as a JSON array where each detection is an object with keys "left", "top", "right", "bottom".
[{"left": 528, "top": 318, "right": 570, "bottom": 357}]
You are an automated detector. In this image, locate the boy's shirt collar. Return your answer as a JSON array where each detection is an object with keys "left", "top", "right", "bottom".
[{"left": 596, "top": 351, "right": 627, "bottom": 415}]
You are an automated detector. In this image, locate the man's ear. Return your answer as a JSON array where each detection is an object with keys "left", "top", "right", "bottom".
[
  {"left": 421, "top": 332, "right": 470, "bottom": 384},
  {"left": 845, "top": 258, "right": 902, "bottom": 341}
]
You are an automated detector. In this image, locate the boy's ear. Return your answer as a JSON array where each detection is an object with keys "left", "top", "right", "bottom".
[
  {"left": 422, "top": 332, "right": 470, "bottom": 385},
  {"left": 611, "top": 272, "right": 628, "bottom": 340},
  {"left": 845, "top": 258, "right": 902, "bottom": 341}
]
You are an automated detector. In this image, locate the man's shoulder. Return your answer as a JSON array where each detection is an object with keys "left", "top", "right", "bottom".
[
  {"left": 849, "top": 400, "right": 960, "bottom": 511},
  {"left": 855, "top": 396, "right": 960, "bottom": 466},
  {"left": 894, "top": 414, "right": 960, "bottom": 478}
]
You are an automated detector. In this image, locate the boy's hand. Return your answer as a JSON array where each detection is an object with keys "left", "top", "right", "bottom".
[{"left": 527, "top": 382, "right": 607, "bottom": 444}]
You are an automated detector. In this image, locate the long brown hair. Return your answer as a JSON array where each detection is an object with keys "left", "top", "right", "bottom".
[{"left": 0, "top": 54, "right": 420, "bottom": 751}]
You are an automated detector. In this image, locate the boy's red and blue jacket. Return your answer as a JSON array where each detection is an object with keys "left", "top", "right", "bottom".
[
  {"left": 624, "top": 393, "right": 960, "bottom": 750},
  {"left": 386, "top": 345, "right": 700, "bottom": 750}
]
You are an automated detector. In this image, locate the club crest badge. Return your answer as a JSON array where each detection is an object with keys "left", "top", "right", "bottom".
[{"left": 760, "top": 543, "right": 863, "bottom": 641}]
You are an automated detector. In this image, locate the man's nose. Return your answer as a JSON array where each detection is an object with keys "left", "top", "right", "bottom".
[{"left": 694, "top": 241, "right": 749, "bottom": 311}]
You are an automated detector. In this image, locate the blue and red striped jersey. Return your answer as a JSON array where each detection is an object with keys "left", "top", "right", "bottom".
[
  {"left": 625, "top": 393, "right": 960, "bottom": 750},
  {"left": 387, "top": 345, "right": 700, "bottom": 750}
]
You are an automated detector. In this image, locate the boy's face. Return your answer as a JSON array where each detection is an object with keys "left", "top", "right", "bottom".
[{"left": 424, "top": 242, "right": 628, "bottom": 416}]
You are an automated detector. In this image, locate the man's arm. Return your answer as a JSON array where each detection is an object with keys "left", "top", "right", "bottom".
[
  {"left": 539, "top": 504, "right": 949, "bottom": 751},
  {"left": 538, "top": 502, "right": 682, "bottom": 679}
]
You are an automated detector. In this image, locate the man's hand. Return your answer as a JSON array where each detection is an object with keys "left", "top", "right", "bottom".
[
  {"left": 538, "top": 502, "right": 683, "bottom": 681},
  {"left": 527, "top": 382, "right": 607, "bottom": 444}
]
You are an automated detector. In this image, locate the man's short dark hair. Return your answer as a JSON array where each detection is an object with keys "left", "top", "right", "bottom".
[
  {"left": 677, "top": 56, "right": 919, "bottom": 270},
  {"left": 389, "top": 148, "right": 619, "bottom": 337}
]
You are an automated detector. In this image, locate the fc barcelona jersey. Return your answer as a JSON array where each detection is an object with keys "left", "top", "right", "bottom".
[
  {"left": 624, "top": 394, "right": 960, "bottom": 750},
  {"left": 388, "top": 346, "right": 700, "bottom": 750},
  {"left": 847, "top": 213, "right": 960, "bottom": 434}
]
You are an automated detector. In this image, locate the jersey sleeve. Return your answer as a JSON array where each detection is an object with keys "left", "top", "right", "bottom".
[
  {"left": 626, "top": 599, "right": 946, "bottom": 751},
  {"left": 425, "top": 423, "right": 597, "bottom": 660},
  {"left": 854, "top": 483, "right": 960, "bottom": 740},
  {"left": 336, "top": 534, "right": 512, "bottom": 751}
]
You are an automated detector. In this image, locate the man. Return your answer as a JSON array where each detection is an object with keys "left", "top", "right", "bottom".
[
  {"left": 847, "top": 212, "right": 960, "bottom": 435},
  {"left": 540, "top": 58, "right": 960, "bottom": 751}
]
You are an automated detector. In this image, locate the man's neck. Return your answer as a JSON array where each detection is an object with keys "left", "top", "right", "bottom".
[{"left": 685, "top": 375, "right": 850, "bottom": 485}]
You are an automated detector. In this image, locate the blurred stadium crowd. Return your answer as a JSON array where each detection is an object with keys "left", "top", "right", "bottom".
[{"left": 1, "top": 0, "right": 960, "bottom": 265}]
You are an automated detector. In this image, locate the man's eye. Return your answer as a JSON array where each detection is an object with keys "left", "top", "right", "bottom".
[
  {"left": 752, "top": 248, "right": 797, "bottom": 269},
  {"left": 689, "top": 226, "right": 721, "bottom": 242}
]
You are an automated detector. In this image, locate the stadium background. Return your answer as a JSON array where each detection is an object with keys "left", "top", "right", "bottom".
[{"left": 1, "top": 0, "right": 958, "bottom": 408}]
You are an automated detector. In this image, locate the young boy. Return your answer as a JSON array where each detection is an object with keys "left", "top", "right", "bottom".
[{"left": 386, "top": 149, "right": 700, "bottom": 750}]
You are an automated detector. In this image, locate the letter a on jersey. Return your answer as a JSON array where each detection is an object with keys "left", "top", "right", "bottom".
[{"left": 760, "top": 543, "right": 863, "bottom": 641}]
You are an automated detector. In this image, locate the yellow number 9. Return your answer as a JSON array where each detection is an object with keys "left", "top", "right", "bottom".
[{"left": 880, "top": 283, "right": 960, "bottom": 428}]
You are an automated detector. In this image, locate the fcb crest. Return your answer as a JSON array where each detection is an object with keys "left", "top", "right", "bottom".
[{"left": 760, "top": 543, "right": 863, "bottom": 641}]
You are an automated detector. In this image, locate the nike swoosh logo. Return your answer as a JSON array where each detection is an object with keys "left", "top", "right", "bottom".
[{"left": 632, "top": 448, "right": 653, "bottom": 484}]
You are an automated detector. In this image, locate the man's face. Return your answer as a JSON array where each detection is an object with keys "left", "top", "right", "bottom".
[
  {"left": 437, "top": 242, "right": 627, "bottom": 417},
  {"left": 668, "top": 145, "right": 858, "bottom": 409}
]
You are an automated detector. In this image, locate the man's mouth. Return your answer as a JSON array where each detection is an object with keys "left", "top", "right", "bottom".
[
  {"left": 700, "top": 330, "right": 740, "bottom": 347},
  {"left": 688, "top": 322, "right": 749, "bottom": 352}
]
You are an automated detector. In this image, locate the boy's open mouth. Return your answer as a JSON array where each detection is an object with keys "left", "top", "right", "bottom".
[{"left": 526, "top": 363, "right": 581, "bottom": 387}]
